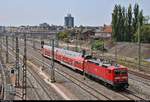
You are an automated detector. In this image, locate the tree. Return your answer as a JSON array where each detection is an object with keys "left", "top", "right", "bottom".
[
  {"left": 127, "top": 4, "right": 132, "bottom": 41},
  {"left": 112, "top": 5, "right": 119, "bottom": 41},
  {"left": 132, "top": 3, "right": 139, "bottom": 41},
  {"left": 118, "top": 5, "right": 124, "bottom": 41},
  {"left": 121, "top": 7, "right": 126, "bottom": 41},
  {"left": 133, "top": 9, "right": 144, "bottom": 42},
  {"left": 139, "top": 10, "right": 144, "bottom": 26},
  {"left": 112, "top": 3, "right": 144, "bottom": 42},
  {"left": 58, "top": 31, "right": 69, "bottom": 41},
  {"left": 124, "top": 11, "right": 128, "bottom": 41},
  {"left": 134, "top": 24, "right": 150, "bottom": 43}
]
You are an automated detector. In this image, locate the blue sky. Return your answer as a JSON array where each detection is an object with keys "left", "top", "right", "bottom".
[{"left": 0, "top": 0, "right": 149, "bottom": 26}]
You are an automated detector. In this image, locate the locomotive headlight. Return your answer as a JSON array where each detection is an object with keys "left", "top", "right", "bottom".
[
  {"left": 122, "top": 76, "right": 127, "bottom": 79},
  {"left": 115, "top": 77, "right": 120, "bottom": 79}
]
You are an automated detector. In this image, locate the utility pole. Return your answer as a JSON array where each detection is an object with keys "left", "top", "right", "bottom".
[
  {"left": 12, "top": 34, "right": 15, "bottom": 51},
  {"left": 0, "top": 35, "right": 2, "bottom": 57},
  {"left": 115, "top": 40, "right": 117, "bottom": 64},
  {"left": 82, "top": 50, "right": 86, "bottom": 80},
  {"left": 79, "top": 28, "right": 83, "bottom": 52},
  {"left": 6, "top": 36, "right": 9, "bottom": 63},
  {"left": 67, "top": 34, "right": 69, "bottom": 50},
  {"left": 3, "top": 36, "right": 5, "bottom": 43},
  {"left": 56, "top": 32, "right": 59, "bottom": 47},
  {"left": 15, "top": 35, "right": 20, "bottom": 87},
  {"left": 67, "top": 41, "right": 69, "bottom": 50},
  {"left": 138, "top": 16, "right": 141, "bottom": 71},
  {"left": 22, "top": 33, "right": 27, "bottom": 100},
  {"left": 75, "top": 30, "right": 78, "bottom": 52},
  {"left": 90, "top": 38, "right": 93, "bottom": 56},
  {"left": 79, "top": 30, "right": 81, "bottom": 51},
  {"left": 102, "top": 38, "right": 104, "bottom": 60},
  {"left": 0, "top": 35, "right": 2, "bottom": 50},
  {"left": 40, "top": 35, "right": 44, "bottom": 71},
  {"left": 32, "top": 34, "right": 35, "bottom": 49},
  {"left": 51, "top": 39, "right": 55, "bottom": 83}
]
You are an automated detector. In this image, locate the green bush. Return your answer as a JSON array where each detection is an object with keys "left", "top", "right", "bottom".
[
  {"left": 58, "top": 31, "right": 68, "bottom": 40},
  {"left": 91, "top": 40, "right": 107, "bottom": 51}
]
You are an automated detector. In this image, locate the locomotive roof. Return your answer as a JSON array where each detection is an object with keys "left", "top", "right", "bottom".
[{"left": 88, "top": 58, "right": 126, "bottom": 69}]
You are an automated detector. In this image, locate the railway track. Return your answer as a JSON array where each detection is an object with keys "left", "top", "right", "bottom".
[
  {"left": 7, "top": 39, "right": 112, "bottom": 100},
  {"left": 22, "top": 47, "right": 145, "bottom": 100},
  {"left": 8, "top": 44, "right": 110, "bottom": 100},
  {"left": 129, "top": 76, "right": 150, "bottom": 87},
  {"left": 26, "top": 39, "right": 150, "bottom": 71},
  {"left": 23, "top": 40, "right": 150, "bottom": 82},
  {"left": 31, "top": 54, "right": 147, "bottom": 100},
  {"left": 27, "top": 71, "right": 43, "bottom": 100},
  {"left": 129, "top": 70, "right": 150, "bottom": 80},
  {"left": 24, "top": 39, "right": 149, "bottom": 67},
  {"left": 5, "top": 40, "right": 148, "bottom": 100},
  {"left": 104, "top": 56, "right": 150, "bottom": 87},
  {"left": 118, "top": 89, "right": 147, "bottom": 100},
  {"left": 0, "top": 62, "right": 5, "bottom": 100},
  {"left": 2, "top": 44, "right": 55, "bottom": 100},
  {"left": 27, "top": 66, "right": 53, "bottom": 100},
  {"left": 103, "top": 56, "right": 150, "bottom": 75}
]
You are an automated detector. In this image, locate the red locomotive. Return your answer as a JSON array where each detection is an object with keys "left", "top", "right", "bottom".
[{"left": 41, "top": 44, "right": 129, "bottom": 89}]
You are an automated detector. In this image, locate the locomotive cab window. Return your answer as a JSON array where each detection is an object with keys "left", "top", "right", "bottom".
[
  {"left": 87, "top": 61, "right": 99, "bottom": 65},
  {"left": 102, "top": 65, "right": 108, "bottom": 68},
  {"left": 120, "top": 70, "right": 127, "bottom": 74},
  {"left": 85, "top": 55, "right": 92, "bottom": 59},
  {"left": 114, "top": 70, "right": 127, "bottom": 75},
  {"left": 114, "top": 70, "right": 120, "bottom": 75},
  {"left": 94, "top": 62, "right": 99, "bottom": 65}
]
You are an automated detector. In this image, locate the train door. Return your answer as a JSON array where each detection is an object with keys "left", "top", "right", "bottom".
[{"left": 74, "top": 61, "right": 83, "bottom": 71}]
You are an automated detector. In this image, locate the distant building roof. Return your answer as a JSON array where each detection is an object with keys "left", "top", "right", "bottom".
[
  {"left": 82, "top": 29, "right": 95, "bottom": 33},
  {"left": 102, "top": 25, "right": 112, "bottom": 33}
]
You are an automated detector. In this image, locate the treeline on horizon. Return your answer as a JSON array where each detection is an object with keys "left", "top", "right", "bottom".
[{"left": 112, "top": 3, "right": 150, "bottom": 43}]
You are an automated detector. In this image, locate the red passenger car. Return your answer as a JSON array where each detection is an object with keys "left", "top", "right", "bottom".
[{"left": 41, "top": 45, "right": 129, "bottom": 89}]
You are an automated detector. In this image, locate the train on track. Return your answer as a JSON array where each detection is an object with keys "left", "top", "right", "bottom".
[{"left": 41, "top": 43, "right": 129, "bottom": 89}]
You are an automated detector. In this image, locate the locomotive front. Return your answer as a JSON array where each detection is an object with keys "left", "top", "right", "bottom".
[{"left": 112, "top": 65, "right": 129, "bottom": 89}]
